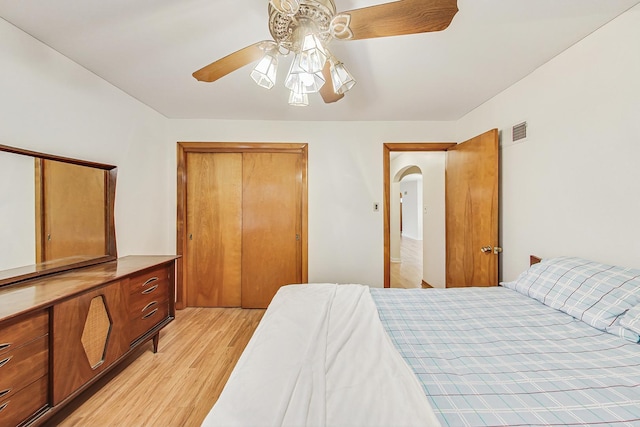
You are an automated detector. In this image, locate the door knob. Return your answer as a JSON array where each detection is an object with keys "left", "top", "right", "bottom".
[
  {"left": 480, "top": 246, "right": 492, "bottom": 253},
  {"left": 493, "top": 246, "right": 503, "bottom": 254}
]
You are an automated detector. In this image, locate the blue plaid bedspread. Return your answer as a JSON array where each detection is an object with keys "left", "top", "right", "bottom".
[{"left": 370, "top": 287, "right": 640, "bottom": 426}]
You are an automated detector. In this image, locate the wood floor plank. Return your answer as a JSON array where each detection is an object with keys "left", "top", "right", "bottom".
[
  {"left": 51, "top": 307, "right": 264, "bottom": 427},
  {"left": 390, "top": 236, "right": 423, "bottom": 288}
]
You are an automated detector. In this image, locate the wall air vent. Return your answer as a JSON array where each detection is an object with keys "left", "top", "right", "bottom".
[{"left": 512, "top": 121, "right": 528, "bottom": 142}]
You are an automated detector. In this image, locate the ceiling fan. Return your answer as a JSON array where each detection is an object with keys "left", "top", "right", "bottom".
[{"left": 192, "top": 0, "right": 458, "bottom": 106}]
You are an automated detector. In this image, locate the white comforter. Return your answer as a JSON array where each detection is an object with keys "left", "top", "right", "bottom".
[{"left": 202, "top": 283, "right": 440, "bottom": 427}]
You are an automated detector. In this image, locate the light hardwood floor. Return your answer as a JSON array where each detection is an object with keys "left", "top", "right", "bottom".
[
  {"left": 390, "top": 236, "right": 423, "bottom": 289},
  {"left": 50, "top": 307, "right": 264, "bottom": 427}
]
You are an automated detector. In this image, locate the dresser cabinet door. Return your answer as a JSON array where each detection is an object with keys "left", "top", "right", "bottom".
[{"left": 52, "top": 281, "right": 129, "bottom": 405}]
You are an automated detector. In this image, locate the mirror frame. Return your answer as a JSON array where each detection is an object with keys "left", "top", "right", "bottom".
[{"left": 0, "top": 144, "right": 117, "bottom": 287}]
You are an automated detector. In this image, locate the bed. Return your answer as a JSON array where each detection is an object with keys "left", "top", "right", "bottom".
[{"left": 202, "top": 256, "right": 640, "bottom": 426}]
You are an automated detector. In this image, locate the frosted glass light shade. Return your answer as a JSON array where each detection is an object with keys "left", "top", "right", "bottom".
[
  {"left": 329, "top": 60, "right": 356, "bottom": 95},
  {"left": 251, "top": 52, "right": 278, "bottom": 89},
  {"left": 288, "top": 89, "right": 309, "bottom": 107},
  {"left": 299, "top": 33, "right": 327, "bottom": 74},
  {"left": 285, "top": 54, "right": 325, "bottom": 94}
]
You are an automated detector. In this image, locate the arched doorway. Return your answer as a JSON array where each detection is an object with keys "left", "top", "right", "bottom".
[{"left": 390, "top": 166, "right": 423, "bottom": 288}]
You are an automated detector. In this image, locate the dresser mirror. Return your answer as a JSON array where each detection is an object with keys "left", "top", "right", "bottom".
[{"left": 0, "top": 144, "right": 117, "bottom": 286}]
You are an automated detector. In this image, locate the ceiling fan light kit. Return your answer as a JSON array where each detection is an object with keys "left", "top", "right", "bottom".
[
  {"left": 193, "top": 0, "right": 459, "bottom": 106},
  {"left": 264, "top": 0, "right": 352, "bottom": 106},
  {"left": 329, "top": 57, "right": 355, "bottom": 95},
  {"left": 250, "top": 50, "right": 279, "bottom": 89}
]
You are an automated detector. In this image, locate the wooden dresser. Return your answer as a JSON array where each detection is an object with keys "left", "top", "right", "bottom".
[{"left": 0, "top": 255, "right": 176, "bottom": 427}]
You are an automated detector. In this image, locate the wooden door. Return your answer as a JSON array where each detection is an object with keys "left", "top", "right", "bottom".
[
  {"left": 181, "top": 147, "right": 306, "bottom": 309},
  {"left": 186, "top": 153, "right": 242, "bottom": 307},
  {"left": 37, "top": 159, "right": 107, "bottom": 263},
  {"left": 241, "top": 152, "right": 302, "bottom": 308},
  {"left": 445, "top": 129, "right": 499, "bottom": 287}
]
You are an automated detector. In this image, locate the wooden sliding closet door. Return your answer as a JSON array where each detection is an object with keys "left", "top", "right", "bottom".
[
  {"left": 186, "top": 153, "right": 242, "bottom": 307},
  {"left": 241, "top": 153, "right": 302, "bottom": 308},
  {"left": 182, "top": 146, "right": 306, "bottom": 310}
]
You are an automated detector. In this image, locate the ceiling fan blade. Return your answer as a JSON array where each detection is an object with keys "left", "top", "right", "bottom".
[
  {"left": 340, "top": 0, "right": 458, "bottom": 41},
  {"left": 319, "top": 61, "right": 345, "bottom": 104},
  {"left": 193, "top": 42, "right": 267, "bottom": 83}
]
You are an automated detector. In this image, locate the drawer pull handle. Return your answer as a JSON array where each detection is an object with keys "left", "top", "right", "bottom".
[
  {"left": 142, "top": 301, "right": 158, "bottom": 312},
  {"left": 0, "top": 343, "right": 10, "bottom": 352},
  {"left": 0, "top": 356, "right": 12, "bottom": 368},
  {"left": 142, "top": 277, "right": 159, "bottom": 287},
  {"left": 0, "top": 388, "right": 10, "bottom": 399},
  {"left": 0, "top": 401, "right": 7, "bottom": 413},
  {"left": 142, "top": 308, "right": 159, "bottom": 320},
  {"left": 142, "top": 284, "right": 159, "bottom": 295}
]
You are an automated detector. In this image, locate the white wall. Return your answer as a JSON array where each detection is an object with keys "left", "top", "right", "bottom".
[
  {"left": 0, "top": 18, "right": 173, "bottom": 260},
  {"left": 168, "top": 120, "right": 455, "bottom": 287},
  {"left": 400, "top": 178, "right": 422, "bottom": 241},
  {"left": 391, "top": 153, "right": 446, "bottom": 287},
  {"left": 456, "top": 5, "right": 640, "bottom": 281},
  {"left": 0, "top": 16, "right": 457, "bottom": 288},
  {"left": 3, "top": 4, "right": 638, "bottom": 289},
  {"left": 0, "top": 152, "right": 34, "bottom": 270}
]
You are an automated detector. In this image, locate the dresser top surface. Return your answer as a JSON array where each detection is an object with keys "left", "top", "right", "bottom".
[{"left": 0, "top": 255, "right": 177, "bottom": 322}]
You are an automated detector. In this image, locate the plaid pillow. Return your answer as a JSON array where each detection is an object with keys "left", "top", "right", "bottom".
[
  {"left": 502, "top": 257, "right": 640, "bottom": 342},
  {"left": 620, "top": 304, "right": 640, "bottom": 335}
]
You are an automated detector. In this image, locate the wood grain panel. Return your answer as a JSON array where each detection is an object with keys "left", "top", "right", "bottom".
[
  {"left": 241, "top": 152, "right": 302, "bottom": 308},
  {"left": 186, "top": 153, "right": 243, "bottom": 307},
  {"left": 39, "top": 159, "right": 107, "bottom": 262},
  {"left": 176, "top": 143, "right": 308, "bottom": 309},
  {"left": 0, "top": 310, "right": 47, "bottom": 356},
  {"left": 52, "top": 281, "right": 130, "bottom": 405},
  {"left": 445, "top": 129, "right": 499, "bottom": 287},
  {"left": 345, "top": 0, "right": 458, "bottom": 40},
  {"left": 0, "top": 256, "right": 176, "bottom": 322}
]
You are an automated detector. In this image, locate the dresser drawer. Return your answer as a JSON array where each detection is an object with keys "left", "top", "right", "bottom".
[
  {"left": 0, "top": 336, "right": 48, "bottom": 402},
  {"left": 130, "top": 299, "right": 169, "bottom": 343},
  {"left": 0, "top": 376, "right": 48, "bottom": 427},
  {"left": 0, "top": 311, "right": 48, "bottom": 356},
  {"left": 129, "top": 265, "right": 170, "bottom": 295},
  {"left": 130, "top": 281, "right": 169, "bottom": 314}
]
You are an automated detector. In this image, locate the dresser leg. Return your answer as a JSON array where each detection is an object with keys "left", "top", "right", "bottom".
[{"left": 152, "top": 333, "right": 159, "bottom": 353}]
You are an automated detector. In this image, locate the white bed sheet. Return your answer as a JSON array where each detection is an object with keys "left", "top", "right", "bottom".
[{"left": 202, "top": 283, "right": 440, "bottom": 427}]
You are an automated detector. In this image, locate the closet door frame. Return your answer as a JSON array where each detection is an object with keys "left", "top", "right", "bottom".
[{"left": 175, "top": 142, "right": 308, "bottom": 310}]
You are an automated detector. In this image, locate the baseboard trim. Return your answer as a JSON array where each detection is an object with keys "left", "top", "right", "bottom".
[{"left": 421, "top": 280, "right": 433, "bottom": 289}]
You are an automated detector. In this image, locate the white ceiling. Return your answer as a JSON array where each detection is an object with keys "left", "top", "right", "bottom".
[{"left": 1, "top": 0, "right": 638, "bottom": 121}]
